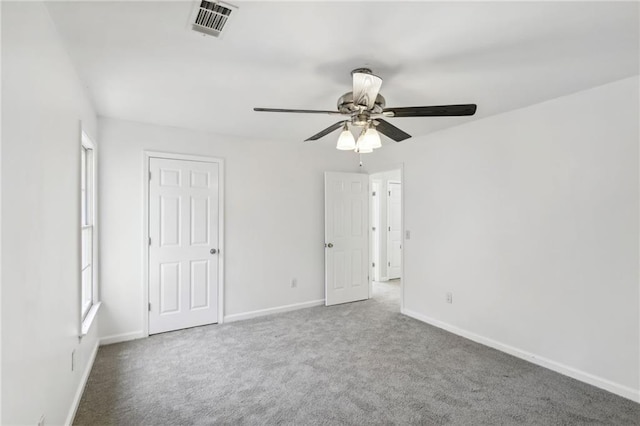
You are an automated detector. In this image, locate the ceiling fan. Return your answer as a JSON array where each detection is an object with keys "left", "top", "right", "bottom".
[{"left": 254, "top": 68, "right": 477, "bottom": 153}]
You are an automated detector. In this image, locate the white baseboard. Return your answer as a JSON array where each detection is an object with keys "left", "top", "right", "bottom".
[
  {"left": 65, "top": 340, "right": 99, "bottom": 426},
  {"left": 224, "top": 299, "right": 325, "bottom": 323},
  {"left": 100, "top": 330, "right": 145, "bottom": 346},
  {"left": 402, "top": 308, "right": 640, "bottom": 403}
]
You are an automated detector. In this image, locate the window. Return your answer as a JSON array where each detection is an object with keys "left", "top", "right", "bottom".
[{"left": 81, "top": 131, "right": 99, "bottom": 333}]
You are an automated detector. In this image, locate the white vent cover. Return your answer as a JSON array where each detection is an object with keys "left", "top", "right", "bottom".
[{"left": 190, "top": 1, "right": 237, "bottom": 38}]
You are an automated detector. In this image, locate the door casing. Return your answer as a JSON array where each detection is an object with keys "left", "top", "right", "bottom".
[
  {"left": 143, "top": 151, "right": 225, "bottom": 337},
  {"left": 386, "top": 180, "right": 402, "bottom": 280},
  {"left": 370, "top": 180, "right": 382, "bottom": 282},
  {"left": 367, "top": 165, "right": 404, "bottom": 312}
]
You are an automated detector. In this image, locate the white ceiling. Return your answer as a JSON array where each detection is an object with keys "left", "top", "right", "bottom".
[{"left": 47, "top": 1, "right": 639, "bottom": 144}]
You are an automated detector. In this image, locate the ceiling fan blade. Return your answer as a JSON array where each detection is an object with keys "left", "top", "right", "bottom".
[
  {"left": 374, "top": 119, "right": 411, "bottom": 142},
  {"left": 304, "top": 121, "right": 346, "bottom": 142},
  {"left": 383, "top": 104, "right": 477, "bottom": 118},
  {"left": 352, "top": 69, "right": 382, "bottom": 110},
  {"left": 254, "top": 107, "right": 344, "bottom": 115}
]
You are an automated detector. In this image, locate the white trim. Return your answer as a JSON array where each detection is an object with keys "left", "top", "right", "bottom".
[
  {"left": 400, "top": 165, "right": 404, "bottom": 312},
  {"left": 143, "top": 151, "right": 225, "bottom": 338},
  {"left": 142, "top": 153, "right": 150, "bottom": 337},
  {"left": 402, "top": 308, "right": 640, "bottom": 403},
  {"left": 365, "top": 163, "right": 405, "bottom": 312},
  {"left": 386, "top": 180, "right": 401, "bottom": 280},
  {"left": 65, "top": 340, "right": 99, "bottom": 426},
  {"left": 80, "top": 301, "right": 101, "bottom": 336},
  {"left": 99, "top": 330, "right": 146, "bottom": 346},
  {"left": 224, "top": 299, "right": 325, "bottom": 323},
  {"left": 369, "top": 179, "right": 382, "bottom": 290},
  {"left": 79, "top": 127, "right": 100, "bottom": 337}
]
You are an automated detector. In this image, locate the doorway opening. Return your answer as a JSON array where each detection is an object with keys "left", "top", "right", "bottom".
[
  {"left": 323, "top": 168, "right": 403, "bottom": 312},
  {"left": 369, "top": 169, "right": 402, "bottom": 310}
]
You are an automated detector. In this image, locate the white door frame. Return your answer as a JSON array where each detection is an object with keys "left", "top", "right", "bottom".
[
  {"left": 142, "top": 151, "right": 225, "bottom": 337},
  {"left": 386, "top": 179, "right": 402, "bottom": 280},
  {"left": 367, "top": 164, "right": 404, "bottom": 312},
  {"left": 370, "top": 180, "right": 382, "bottom": 283}
]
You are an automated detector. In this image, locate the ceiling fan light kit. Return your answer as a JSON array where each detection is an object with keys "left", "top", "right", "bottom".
[
  {"left": 254, "top": 68, "right": 477, "bottom": 154},
  {"left": 336, "top": 122, "right": 382, "bottom": 153},
  {"left": 355, "top": 133, "right": 374, "bottom": 153},
  {"left": 363, "top": 127, "right": 382, "bottom": 149},
  {"left": 336, "top": 122, "right": 356, "bottom": 150}
]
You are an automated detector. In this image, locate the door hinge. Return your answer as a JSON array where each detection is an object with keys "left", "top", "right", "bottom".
[
  {"left": 149, "top": 171, "right": 151, "bottom": 181},
  {"left": 372, "top": 226, "right": 376, "bottom": 231},
  {"left": 388, "top": 261, "right": 391, "bottom": 267},
  {"left": 149, "top": 237, "right": 151, "bottom": 246},
  {"left": 388, "top": 226, "right": 391, "bottom": 232},
  {"left": 372, "top": 262, "right": 375, "bottom": 268},
  {"left": 372, "top": 191, "right": 376, "bottom": 196},
  {"left": 388, "top": 191, "right": 391, "bottom": 196},
  {"left": 148, "top": 303, "right": 151, "bottom": 312}
]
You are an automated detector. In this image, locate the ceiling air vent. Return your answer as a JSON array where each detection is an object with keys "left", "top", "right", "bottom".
[{"left": 190, "top": 0, "right": 237, "bottom": 38}]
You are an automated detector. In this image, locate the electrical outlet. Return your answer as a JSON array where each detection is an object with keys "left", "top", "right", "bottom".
[
  {"left": 446, "top": 292, "right": 453, "bottom": 304},
  {"left": 290, "top": 278, "right": 297, "bottom": 288},
  {"left": 38, "top": 415, "right": 45, "bottom": 426},
  {"left": 71, "top": 350, "right": 75, "bottom": 371}
]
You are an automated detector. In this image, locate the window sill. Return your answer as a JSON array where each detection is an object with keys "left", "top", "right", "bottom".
[{"left": 80, "top": 301, "right": 102, "bottom": 337}]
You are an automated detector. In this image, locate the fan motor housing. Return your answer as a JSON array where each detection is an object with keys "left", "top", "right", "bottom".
[{"left": 337, "top": 92, "right": 386, "bottom": 114}]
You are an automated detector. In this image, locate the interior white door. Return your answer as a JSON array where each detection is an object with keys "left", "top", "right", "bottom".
[
  {"left": 325, "top": 172, "right": 369, "bottom": 306},
  {"left": 149, "top": 158, "right": 219, "bottom": 334},
  {"left": 387, "top": 181, "right": 402, "bottom": 279}
]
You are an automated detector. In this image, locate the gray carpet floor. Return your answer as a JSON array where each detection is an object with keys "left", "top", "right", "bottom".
[{"left": 75, "top": 281, "right": 640, "bottom": 425}]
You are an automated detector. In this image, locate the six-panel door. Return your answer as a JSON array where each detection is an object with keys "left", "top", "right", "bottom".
[
  {"left": 149, "top": 158, "right": 219, "bottom": 334},
  {"left": 325, "top": 172, "right": 369, "bottom": 306}
]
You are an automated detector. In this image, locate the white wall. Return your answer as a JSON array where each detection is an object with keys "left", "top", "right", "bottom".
[
  {"left": 98, "top": 118, "right": 358, "bottom": 339},
  {"left": 0, "top": 2, "right": 3, "bottom": 419},
  {"left": 370, "top": 169, "right": 401, "bottom": 280},
  {"left": 364, "top": 76, "right": 640, "bottom": 400},
  {"left": 1, "top": 2, "right": 100, "bottom": 424}
]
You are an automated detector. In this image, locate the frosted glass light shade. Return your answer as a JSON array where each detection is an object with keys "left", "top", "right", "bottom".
[
  {"left": 355, "top": 134, "right": 374, "bottom": 153},
  {"left": 364, "top": 128, "right": 381, "bottom": 149},
  {"left": 336, "top": 128, "right": 356, "bottom": 150}
]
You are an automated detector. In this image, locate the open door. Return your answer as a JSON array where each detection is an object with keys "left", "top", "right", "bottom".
[
  {"left": 324, "top": 172, "right": 369, "bottom": 306},
  {"left": 148, "top": 157, "right": 220, "bottom": 334},
  {"left": 387, "top": 181, "right": 402, "bottom": 279}
]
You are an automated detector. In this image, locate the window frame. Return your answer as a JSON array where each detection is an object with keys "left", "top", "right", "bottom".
[{"left": 80, "top": 130, "right": 100, "bottom": 336}]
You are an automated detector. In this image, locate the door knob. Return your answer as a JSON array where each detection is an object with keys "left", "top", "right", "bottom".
[
  {"left": 327, "top": 243, "right": 334, "bottom": 248},
  {"left": 210, "top": 248, "right": 217, "bottom": 254}
]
